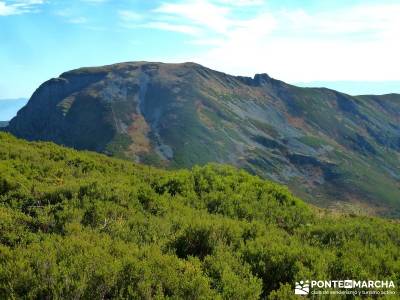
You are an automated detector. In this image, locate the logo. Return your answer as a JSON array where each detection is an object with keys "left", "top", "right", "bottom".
[
  {"left": 295, "top": 280, "right": 310, "bottom": 295},
  {"left": 344, "top": 280, "right": 353, "bottom": 289},
  {"left": 294, "top": 279, "right": 396, "bottom": 296}
]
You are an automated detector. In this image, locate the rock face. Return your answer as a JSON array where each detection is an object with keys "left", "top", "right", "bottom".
[{"left": 6, "top": 62, "right": 400, "bottom": 216}]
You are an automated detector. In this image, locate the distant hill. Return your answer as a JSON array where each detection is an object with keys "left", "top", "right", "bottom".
[
  {"left": 0, "top": 121, "right": 8, "bottom": 127},
  {"left": 296, "top": 80, "right": 400, "bottom": 96},
  {"left": 5, "top": 62, "right": 400, "bottom": 216},
  {"left": 0, "top": 98, "right": 28, "bottom": 121},
  {"left": 0, "top": 132, "right": 399, "bottom": 298}
]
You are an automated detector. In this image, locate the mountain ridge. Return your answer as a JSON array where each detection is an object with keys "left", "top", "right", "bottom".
[{"left": 6, "top": 61, "right": 400, "bottom": 216}]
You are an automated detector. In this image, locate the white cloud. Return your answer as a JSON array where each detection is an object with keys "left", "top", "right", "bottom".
[
  {"left": 149, "top": 1, "right": 400, "bottom": 82},
  {"left": 118, "top": 4, "right": 201, "bottom": 36},
  {"left": 145, "top": 0, "right": 273, "bottom": 39},
  {"left": 55, "top": 9, "right": 88, "bottom": 24},
  {"left": 279, "top": 4, "right": 400, "bottom": 38},
  {"left": 118, "top": 10, "right": 143, "bottom": 22},
  {"left": 81, "top": 0, "right": 108, "bottom": 3},
  {"left": 154, "top": 0, "right": 231, "bottom": 34},
  {"left": 0, "top": 0, "right": 45, "bottom": 16},
  {"left": 0, "top": 2, "right": 16, "bottom": 15},
  {"left": 144, "top": 21, "right": 201, "bottom": 35},
  {"left": 14, "top": 0, "right": 45, "bottom": 5},
  {"left": 214, "top": 0, "right": 264, "bottom": 6}
]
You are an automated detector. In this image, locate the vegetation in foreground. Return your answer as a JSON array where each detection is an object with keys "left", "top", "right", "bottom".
[{"left": 0, "top": 132, "right": 399, "bottom": 299}]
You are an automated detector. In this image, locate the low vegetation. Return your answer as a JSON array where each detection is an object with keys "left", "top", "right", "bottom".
[{"left": 0, "top": 132, "right": 399, "bottom": 299}]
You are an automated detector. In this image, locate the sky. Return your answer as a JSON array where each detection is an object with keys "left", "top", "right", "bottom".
[{"left": 1, "top": 0, "right": 400, "bottom": 99}]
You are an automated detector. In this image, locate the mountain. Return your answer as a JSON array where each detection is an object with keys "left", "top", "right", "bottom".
[
  {"left": 0, "top": 98, "right": 28, "bottom": 121},
  {"left": 6, "top": 62, "right": 400, "bottom": 216},
  {"left": 0, "top": 121, "right": 8, "bottom": 127},
  {"left": 0, "top": 132, "right": 399, "bottom": 298}
]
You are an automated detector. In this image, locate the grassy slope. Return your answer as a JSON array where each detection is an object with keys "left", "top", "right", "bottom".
[
  {"left": 276, "top": 87, "right": 400, "bottom": 215},
  {"left": 0, "top": 132, "right": 399, "bottom": 299}
]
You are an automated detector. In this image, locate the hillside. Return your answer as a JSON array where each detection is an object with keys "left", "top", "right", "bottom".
[
  {"left": 0, "top": 132, "right": 399, "bottom": 299},
  {"left": 0, "top": 121, "right": 8, "bottom": 128},
  {"left": 5, "top": 62, "right": 400, "bottom": 216}
]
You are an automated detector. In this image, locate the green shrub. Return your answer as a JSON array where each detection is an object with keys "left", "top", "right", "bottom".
[{"left": 0, "top": 132, "right": 398, "bottom": 299}]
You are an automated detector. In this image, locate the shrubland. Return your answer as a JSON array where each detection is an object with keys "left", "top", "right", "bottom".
[{"left": 0, "top": 132, "right": 399, "bottom": 299}]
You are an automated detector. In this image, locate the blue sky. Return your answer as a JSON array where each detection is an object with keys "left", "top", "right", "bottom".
[{"left": 1, "top": 0, "right": 400, "bottom": 99}]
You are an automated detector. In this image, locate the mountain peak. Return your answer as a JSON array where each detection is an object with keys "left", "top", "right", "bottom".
[
  {"left": 6, "top": 61, "right": 400, "bottom": 217},
  {"left": 253, "top": 73, "right": 273, "bottom": 86}
]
